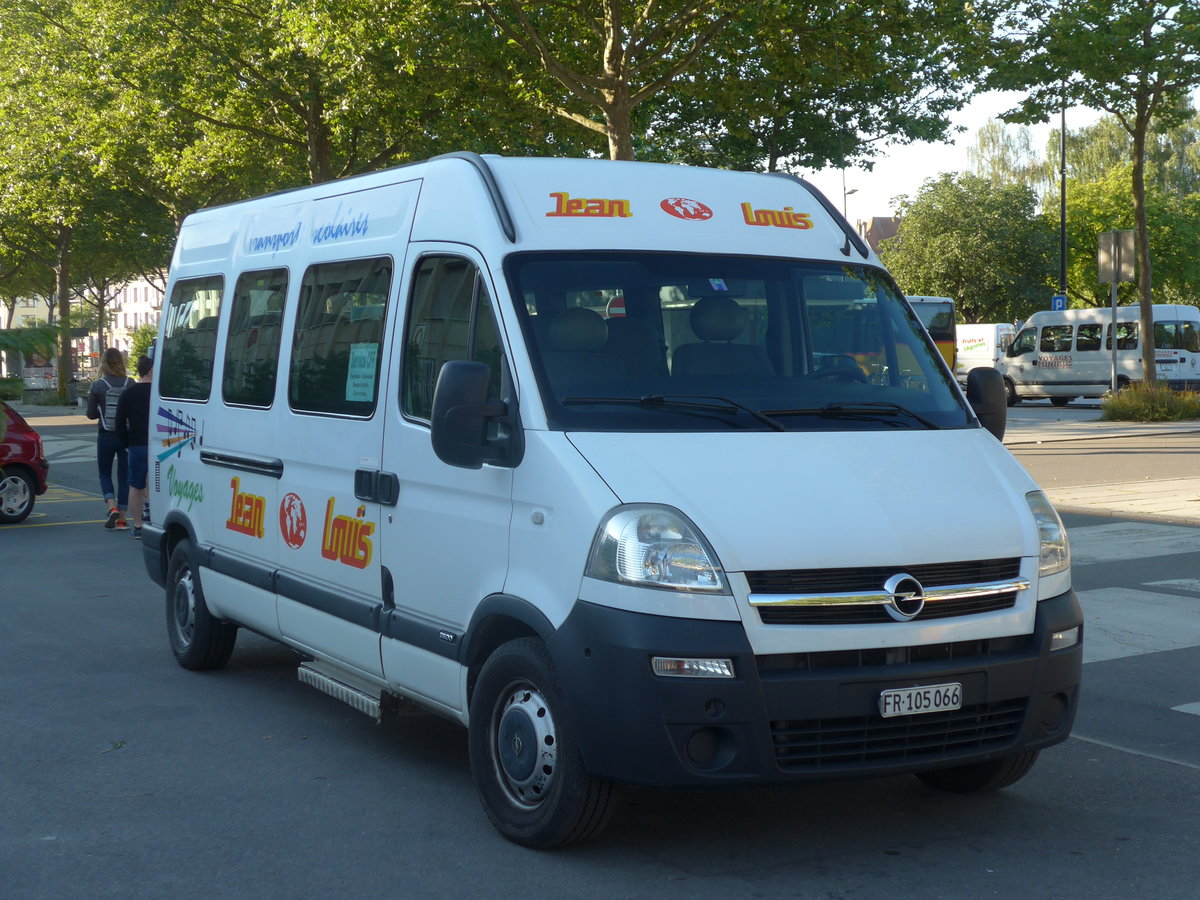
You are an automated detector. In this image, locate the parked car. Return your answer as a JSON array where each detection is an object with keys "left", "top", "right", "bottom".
[{"left": 1, "top": 401, "right": 50, "bottom": 524}]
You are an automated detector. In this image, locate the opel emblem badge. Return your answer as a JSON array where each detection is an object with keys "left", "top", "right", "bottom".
[{"left": 883, "top": 573, "right": 925, "bottom": 621}]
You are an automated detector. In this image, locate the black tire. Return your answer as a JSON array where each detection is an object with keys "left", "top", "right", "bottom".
[
  {"left": 468, "top": 637, "right": 616, "bottom": 849},
  {"left": 166, "top": 538, "right": 237, "bottom": 670},
  {"left": 0, "top": 466, "right": 36, "bottom": 524},
  {"left": 916, "top": 751, "right": 1039, "bottom": 793},
  {"left": 1050, "top": 396, "right": 1072, "bottom": 407},
  {"left": 1004, "top": 378, "right": 1020, "bottom": 407}
]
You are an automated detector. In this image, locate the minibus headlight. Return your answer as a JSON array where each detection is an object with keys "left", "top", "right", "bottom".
[
  {"left": 586, "top": 505, "right": 730, "bottom": 593},
  {"left": 1026, "top": 491, "right": 1070, "bottom": 576}
]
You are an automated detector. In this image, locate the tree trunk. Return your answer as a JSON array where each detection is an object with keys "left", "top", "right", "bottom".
[
  {"left": 605, "top": 99, "right": 635, "bottom": 161},
  {"left": 1131, "top": 121, "right": 1156, "bottom": 385},
  {"left": 54, "top": 225, "right": 73, "bottom": 404},
  {"left": 306, "top": 74, "right": 334, "bottom": 183}
]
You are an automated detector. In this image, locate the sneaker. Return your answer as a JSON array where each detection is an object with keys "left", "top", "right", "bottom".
[
  {"left": 116, "top": 518, "right": 129, "bottom": 530},
  {"left": 130, "top": 526, "right": 143, "bottom": 540},
  {"left": 105, "top": 508, "right": 119, "bottom": 529}
]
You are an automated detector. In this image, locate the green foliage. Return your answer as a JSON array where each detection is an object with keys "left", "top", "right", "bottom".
[
  {"left": 0, "top": 375, "right": 23, "bottom": 400},
  {"left": 1101, "top": 383, "right": 1200, "bottom": 422},
  {"left": 647, "top": 0, "right": 984, "bottom": 171},
  {"left": 0, "top": 325, "right": 59, "bottom": 358},
  {"left": 129, "top": 322, "right": 157, "bottom": 363},
  {"left": 1058, "top": 164, "right": 1200, "bottom": 308},
  {"left": 878, "top": 173, "right": 1056, "bottom": 323}
]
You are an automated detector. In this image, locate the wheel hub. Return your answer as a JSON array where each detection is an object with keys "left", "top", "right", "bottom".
[{"left": 493, "top": 687, "right": 557, "bottom": 806}]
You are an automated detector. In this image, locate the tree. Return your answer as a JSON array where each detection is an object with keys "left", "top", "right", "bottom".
[
  {"left": 477, "top": 0, "right": 985, "bottom": 164},
  {"left": 878, "top": 173, "right": 1056, "bottom": 324},
  {"left": 1061, "top": 164, "right": 1200, "bottom": 309},
  {"left": 653, "top": 0, "right": 984, "bottom": 172},
  {"left": 990, "top": 0, "right": 1200, "bottom": 382},
  {"left": 968, "top": 121, "right": 1051, "bottom": 191}
]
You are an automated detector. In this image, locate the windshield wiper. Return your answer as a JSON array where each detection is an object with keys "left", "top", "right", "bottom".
[
  {"left": 764, "top": 401, "right": 941, "bottom": 430},
  {"left": 562, "top": 394, "right": 787, "bottom": 431}
]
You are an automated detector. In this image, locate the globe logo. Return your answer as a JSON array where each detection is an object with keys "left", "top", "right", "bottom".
[
  {"left": 279, "top": 492, "right": 308, "bottom": 549},
  {"left": 660, "top": 197, "right": 714, "bottom": 220}
]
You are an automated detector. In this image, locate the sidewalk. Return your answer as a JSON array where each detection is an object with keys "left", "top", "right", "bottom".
[{"left": 12, "top": 400, "right": 1200, "bottom": 527}]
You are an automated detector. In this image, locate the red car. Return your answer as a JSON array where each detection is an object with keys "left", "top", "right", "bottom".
[{"left": 1, "top": 401, "right": 50, "bottom": 524}]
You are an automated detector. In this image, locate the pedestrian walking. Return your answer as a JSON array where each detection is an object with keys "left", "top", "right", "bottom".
[
  {"left": 115, "top": 354, "right": 153, "bottom": 539},
  {"left": 86, "top": 347, "right": 134, "bottom": 529}
]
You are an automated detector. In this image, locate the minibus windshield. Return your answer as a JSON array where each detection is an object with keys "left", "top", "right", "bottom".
[{"left": 506, "top": 252, "right": 973, "bottom": 433}]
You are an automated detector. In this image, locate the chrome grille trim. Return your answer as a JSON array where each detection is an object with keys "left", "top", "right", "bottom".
[{"left": 748, "top": 577, "right": 1030, "bottom": 609}]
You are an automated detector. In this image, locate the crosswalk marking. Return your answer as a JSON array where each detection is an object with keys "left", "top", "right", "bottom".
[
  {"left": 1077, "top": 587, "right": 1200, "bottom": 663},
  {"left": 1066, "top": 521, "right": 1200, "bottom": 565}
]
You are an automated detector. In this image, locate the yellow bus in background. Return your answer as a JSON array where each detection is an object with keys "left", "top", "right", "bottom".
[{"left": 907, "top": 296, "right": 956, "bottom": 372}]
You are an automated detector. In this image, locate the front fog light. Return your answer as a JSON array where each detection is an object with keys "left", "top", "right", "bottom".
[
  {"left": 586, "top": 505, "right": 730, "bottom": 593},
  {"left": 651, "top": 657, "right": 736, "bottom": 678},
  {"left": 1050, "top": 626, "right": 1081, "bottom": 651}
]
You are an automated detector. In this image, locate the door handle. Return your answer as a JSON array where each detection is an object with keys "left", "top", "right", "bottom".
[{"left": 354, "top": 469, "right": 400, "bottom": 506}]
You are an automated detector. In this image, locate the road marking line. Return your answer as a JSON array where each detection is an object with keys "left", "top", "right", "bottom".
[
  {"left": 1066, "top": 521, "right": 1200, "bottom": 565},
  {"left": 1, "top": 518, "right": 111, "bottom": 529},
  {"left": 1071, "top": 734, "right": 1200, "bottom": 771},
  {"left": 1172, "top": 702, "right": 1200, "bottom": 717}
]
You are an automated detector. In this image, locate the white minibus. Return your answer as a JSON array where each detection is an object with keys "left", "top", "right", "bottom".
[
  {"left": 142, "top": 153, "right": 1080, "bottom": 847},
  {"left": 999, "top": 304, "right": 1200, "bottom": 405}
]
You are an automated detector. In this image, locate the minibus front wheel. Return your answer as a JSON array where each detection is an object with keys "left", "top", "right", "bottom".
[
  {"left": 166, "top": 538, "right": 237, "bottom": 670},
  {"left": 468, "top": 637, "right": 616, "bottom": 848},
  {"left": 1003, "top": 377, "right": 1020, "bottom": 407}
]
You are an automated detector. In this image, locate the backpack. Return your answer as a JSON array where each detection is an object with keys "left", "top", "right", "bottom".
[{"left": 100, "top": 376, "right": 133, "bottom": 432}]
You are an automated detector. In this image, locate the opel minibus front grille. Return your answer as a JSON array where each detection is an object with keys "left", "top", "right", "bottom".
[
  {"left": 747, "top": 558, "right": 1026, "bottom": 626},
  {"left": 769, "top": 699, "right": 1027, "bottom": 770}
]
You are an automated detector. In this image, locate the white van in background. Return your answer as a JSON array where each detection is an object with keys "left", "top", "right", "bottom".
[
  {"left": 956, "top": 323, "right": 1016, "bottom": 384},
  {"left": 998, "top": 304, "right": 1200, "bottom": 405},
  {"left": 142, "top": 153, "right": 1081, "bottom": 848}
]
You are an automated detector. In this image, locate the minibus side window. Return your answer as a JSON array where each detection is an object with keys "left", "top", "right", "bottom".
[
  {"left": 159, "top": 275, "right": 225, "bottom": 401},
  {"left": 1182, "top": 322, "right": 1200, "bottom": 353},
  {"left": 1154, "top": 321, "right": 1179, "bottom": 351},
  {"left": 1076, "top": 324, "right": 1102, "bottom": 352},
  {"left": 1107, "top": 322, "right": 1138, "bottom": 350},
  {"left": 1009, "top": 328, "right": 1036, "bottom": 356},
  {"left": 402, "top": 256, "right": 502, "bottom": 422},
  {"left": 223, "top": 268, "right": 288, "bottom": 407},
  {"left": 288, "top": 257, "right": 392, "bottom": 417},
  {"left": 1040, "top": 325, "right": 1073, "bottom": 352}
]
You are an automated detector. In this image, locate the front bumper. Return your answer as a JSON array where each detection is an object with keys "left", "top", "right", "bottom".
[{"left": 548, "top": 590, "right": 1082, "bottom": 788}]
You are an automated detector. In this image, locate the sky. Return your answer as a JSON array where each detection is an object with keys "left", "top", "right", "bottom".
[{"left": 801, "top": 90, "right": 1105, "bottom": 226}]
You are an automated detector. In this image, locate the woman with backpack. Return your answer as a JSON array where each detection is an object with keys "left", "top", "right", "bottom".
[{"left": 86, "top": 347, "right": 135, "bottom": 529}]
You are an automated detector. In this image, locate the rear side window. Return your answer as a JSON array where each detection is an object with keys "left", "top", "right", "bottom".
[
  {"left": 1039, "top": 325, "right": 1073, "bottom": 352},
  {"left": 223, "top": 268, "right": 288, "bottom": 407},
  {"left": 402, "top": 256, "right": 502, "bottom": 421},
  {"left": 159, "top": 275, "right": 225, "bottom": 401},
  {"left": 288, "top": 257, "right": 392, "bottom": 416},
  {"left": 1076, "top": 324, "right": 1102, "bottom": 352}
]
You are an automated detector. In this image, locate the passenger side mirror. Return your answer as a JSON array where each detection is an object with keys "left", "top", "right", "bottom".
[
  {"left": 430, "top": 360, "right": 521, "bottom": 469},
  {"left": 966, "top": 367, "right": 1006, "bottom": 441}
]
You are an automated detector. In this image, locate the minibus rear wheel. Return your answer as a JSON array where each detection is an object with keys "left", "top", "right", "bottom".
[
  {"left": 166, "top": 538, "right": 237, "bottom": 670},
  {"left": 915, "top": 750, "right": 1039, "bottom": 793},
  {"left": 468, "top": 637, "right": 616, "bottom": 848}
]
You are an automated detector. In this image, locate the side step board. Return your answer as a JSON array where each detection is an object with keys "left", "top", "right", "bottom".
[{"left": 298, "top": 662, "right": 384, "bottom": 720}]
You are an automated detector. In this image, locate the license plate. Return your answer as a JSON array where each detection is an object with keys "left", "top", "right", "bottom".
[{"left": 878, "top": 682, "right": 962, "bottom": 718}]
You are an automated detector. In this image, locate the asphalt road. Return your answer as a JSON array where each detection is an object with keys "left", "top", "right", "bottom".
[{"left": 2, "top": 410, "right": 1197, "bottom": 898}]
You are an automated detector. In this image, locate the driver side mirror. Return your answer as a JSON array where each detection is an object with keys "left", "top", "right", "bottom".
[
  {"left": 430, "top": 360, "right": 522, "bottom": 469},
  {"left": 966, "top": 367, "right": 1006, "bottom": 441}
]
